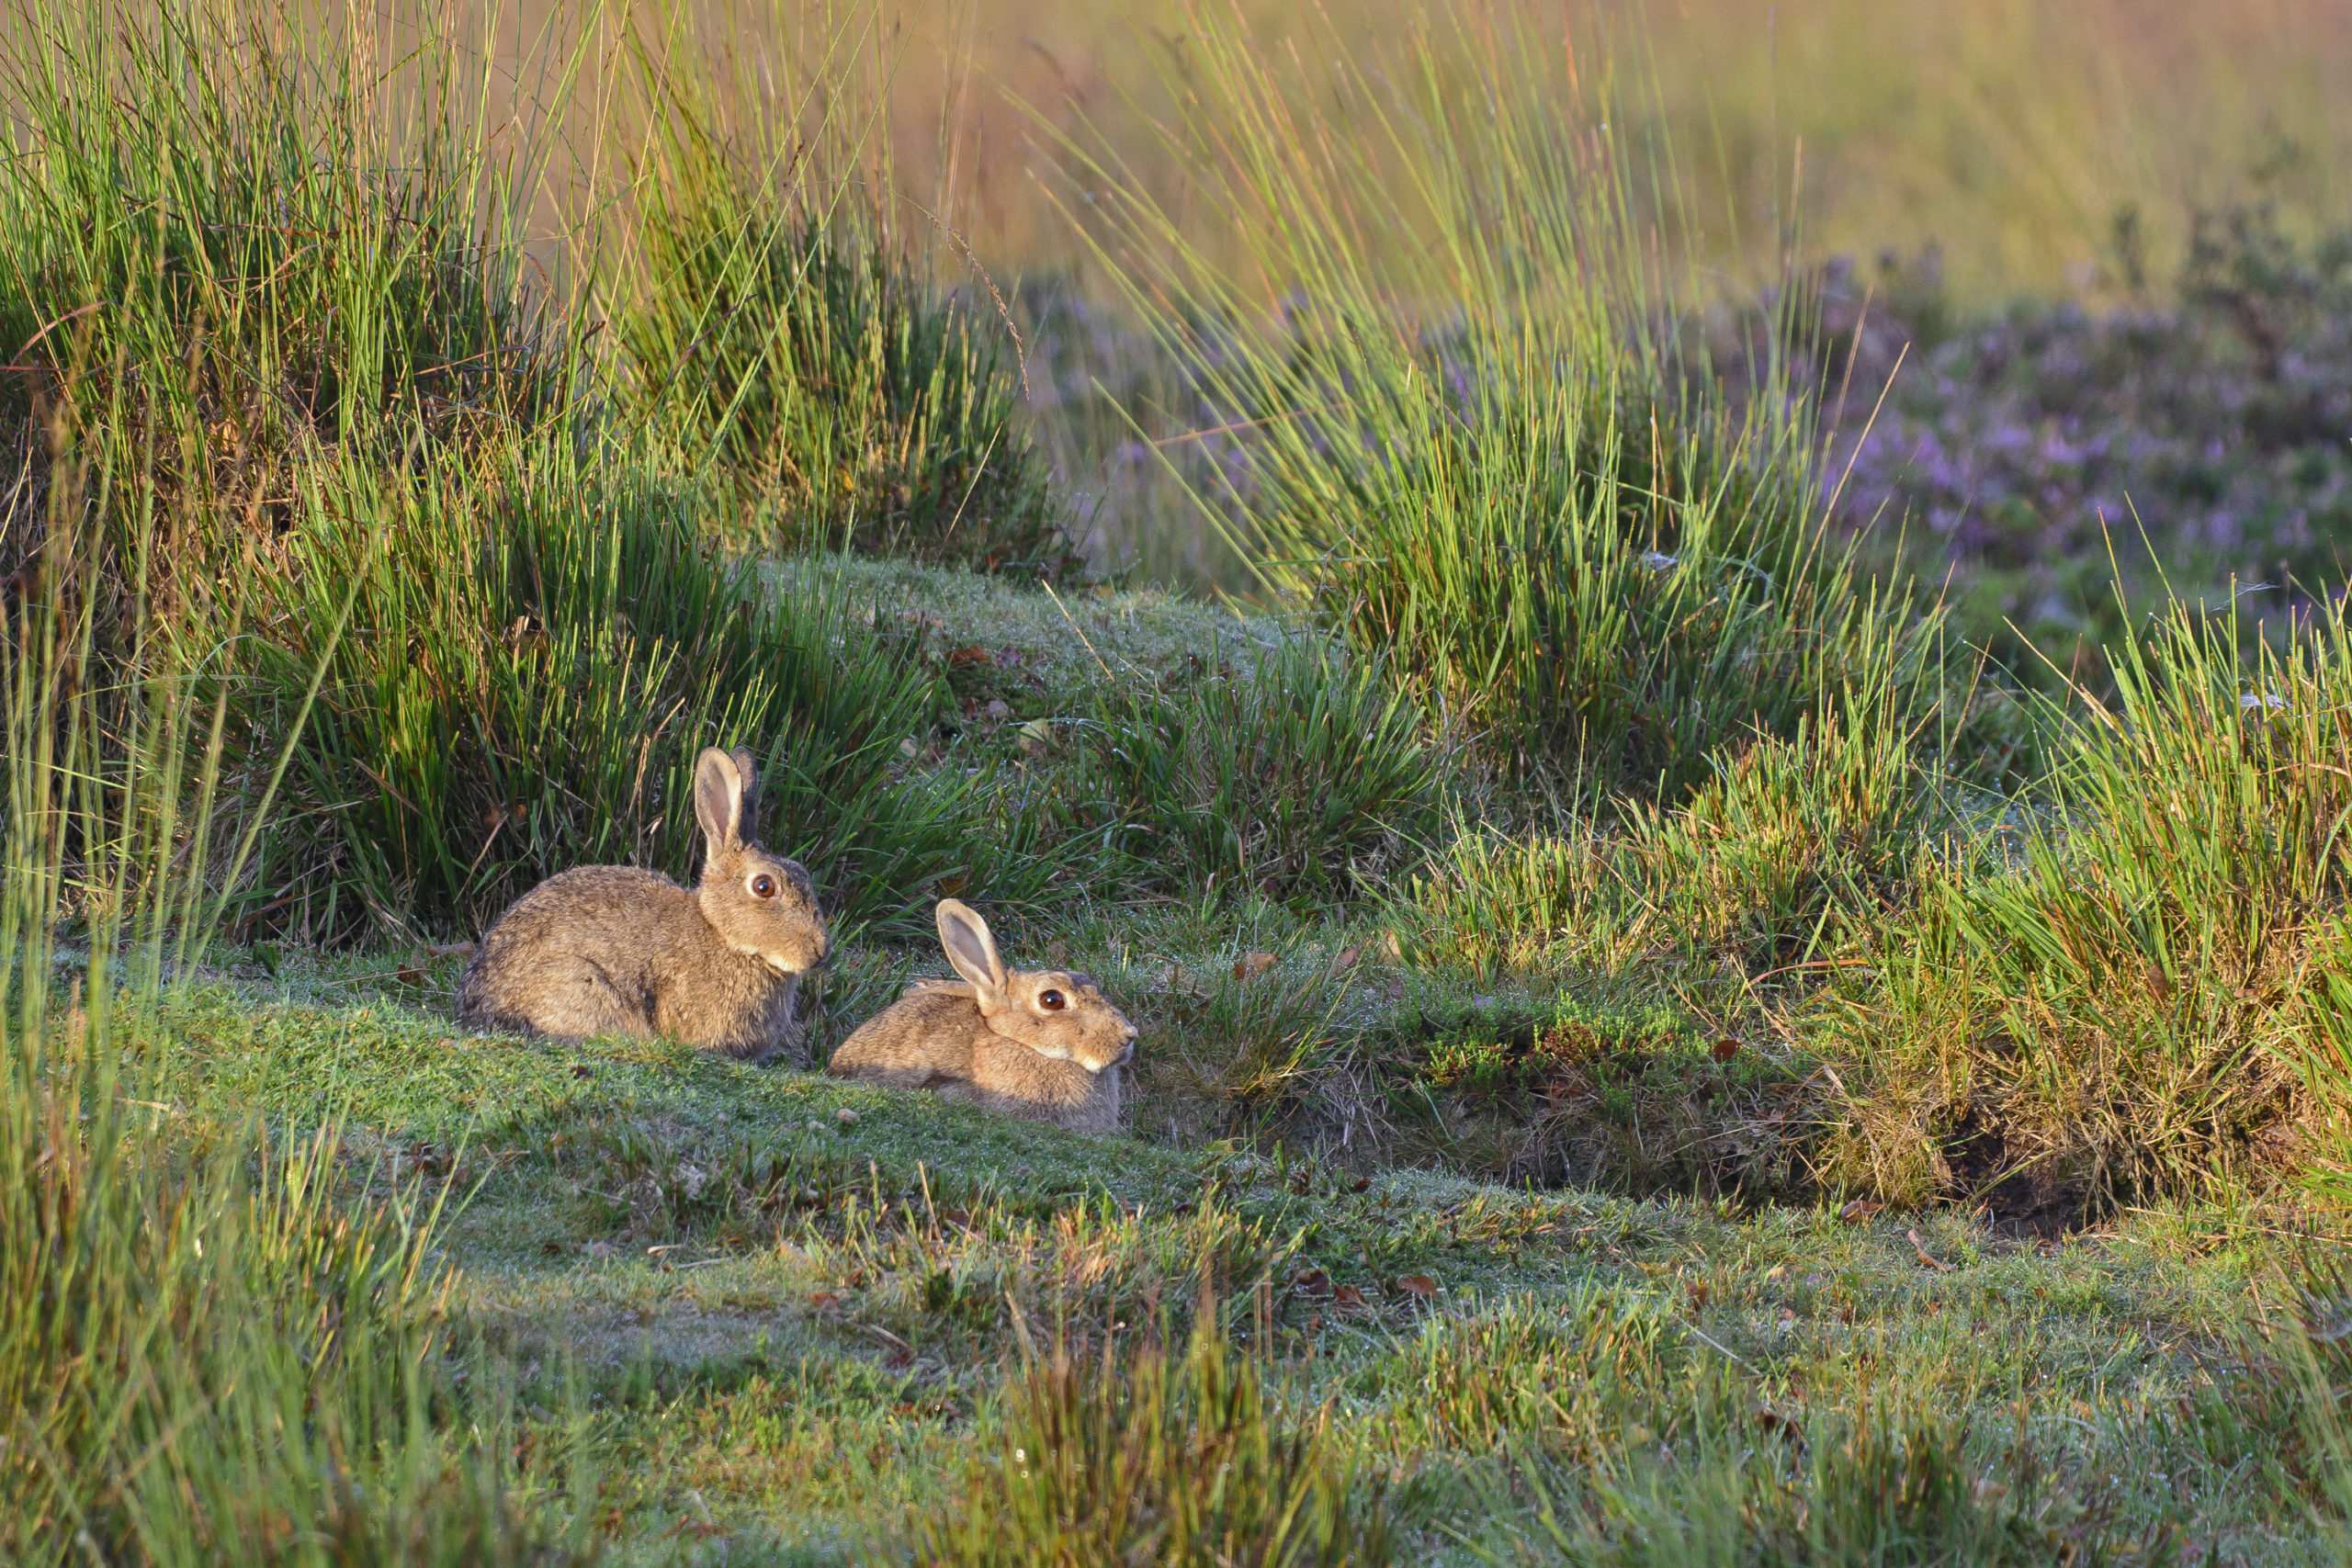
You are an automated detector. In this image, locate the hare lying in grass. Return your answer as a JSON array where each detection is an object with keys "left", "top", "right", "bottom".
[
  {"left": 456, "top": 746, "right": 828, "bottom": 1061},
  {"left": 826, "top": 899, "right": 1135, "bottom": 1134}
]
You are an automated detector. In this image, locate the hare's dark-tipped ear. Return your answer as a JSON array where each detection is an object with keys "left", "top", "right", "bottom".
[
  {"left": 936, "top": 898, "right": 1007, "bottom": 1003},
  {"left": 728, "top": 746, "right": 760, "bottom": 842},
  {"left": 694, "top": 747, "right": 746, "bottom": 853}
]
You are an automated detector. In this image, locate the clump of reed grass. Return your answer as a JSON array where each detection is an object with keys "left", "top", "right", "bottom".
[
  {"left": 231, "top": 433, "right": 984, "bottom": 942},
  {"left": 0, "top": 0, "right": 567, "bottom": 509},
  {"left": 900, "top": 1303, "right": 1388, "bottom": 1567},
  {"left": 1, "top": 380, "right": 588, "bottom": 1565},
  {"left": 1412, "top": 681, "right": 1951, "bottom": 979},
  {"left": 622, "top": 60, "right": 1063, "bottom": 570},
  {"left": 1505, "top": 1402, "right": 2155, "bottom": 1567},
  {"left": 1829, "top": 596, "right": 2352, "bottom": 1213},
  {"left": 1365, "top": 1286, "right": 1685, "bottom": 1462},
  {"left": 0, "top": 0, "right": 1066, "bottom": 949},
  {"left": 1085, "top": 640, "right": 1442, "bottom": 906},
  {"left": 0, "top": 1088, "right": 589, "bottom": 1567},
  {"left": 1055, "top": 1, "right": 1944, "bottom": 801}
]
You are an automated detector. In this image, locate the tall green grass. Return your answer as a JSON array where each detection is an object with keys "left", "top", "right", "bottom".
[
  {"left": 1085, "top": 639, "right": 1441, "bottom": 905},
  {"left": 0, "top": 0, "right": 565, "bottom": 486},
  {"left": 0, "top": 0, "right": 1064, "bottom": 947},
  {"left": 621, "top": 18, "right": 1065, "bottom": 570},
  {"left": 1833, "top": 596, "right": 2352, "bottom": 1212},
  {"left": 903, "top": 1303, "right": 1388, "bottom": 1566},
  {"left": 232, "top": 434, "right": 972, "bottom": 941},
  {"left": 1, "top": 411, "right": 587, "bottom": 1563},
  {"left": 1411, "top": 665, "right": 1955, "bottom": 978},
  {"left": 1050, "top": 0, "right": 1933, "bottom": 800},
  {"left": 1501, "top": 1404, "right": 2156, "bottom": 1566}
]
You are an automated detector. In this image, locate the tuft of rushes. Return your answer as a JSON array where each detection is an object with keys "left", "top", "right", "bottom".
[
  {"left": 0, "top": 0, "right": 567, "bottom": 514},
  {"left": 0, "top": 0, "right": 1056, "bottom": 950},
  {"left": 1833, "top": 595, "right": 2352, "bottom": 1213},
  {"left": 1051, "top": 0, "right": 1944, "bottom": 801},
  {"left": 1413, "top": 680, "right": 1949, "bottom": 979},
  {"left": 1085, "top": 639, "right": 1442, "bottom": 906},
  {"left": 1, "top": 384, "right": 588, "bottom": 1565},
  {"left": 621, "top": 48, "right": 1063, "bottom": 571},
  {"left": 1502, "top": 1403, "right": 2157, "bottom": 1566},
  {"left": 901, "top": 1303, "right": 1388, "bottom": 1567},
  {"left": 230, "top": 434, "right": 969, "bottom": 942}
]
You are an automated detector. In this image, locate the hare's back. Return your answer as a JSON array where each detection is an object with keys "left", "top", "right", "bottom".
[
  {"left": 826, "top": 990, "right": 988, "bottom": 1088},
  {"left": 458, "top": 866, "right": 700, "bottom": 1037},
  {"left": 494, "top": 864, "right": 690, "bottom": 932}
]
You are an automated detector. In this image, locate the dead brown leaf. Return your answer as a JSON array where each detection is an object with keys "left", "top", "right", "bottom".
[
  {"left": 1394, "top": 1274, "right": 1439, "bottom": 1300},
  {"left": 1905, "top": 1228, "right": 1951, "bottom": 1271},
  {"left": 1233, "top": 952, "right": 1278, "bottom": 981},
  {"left": 1838, "top": 1199, "right": 1885, "bottom": 1224},
  {"left": 1711, "top": 1037, "right": 1741, "bottom": 1063}
]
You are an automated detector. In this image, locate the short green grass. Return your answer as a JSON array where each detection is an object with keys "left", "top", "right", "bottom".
[{"left": 110, "top": 952, "right": 2340, "bottom": 1563}]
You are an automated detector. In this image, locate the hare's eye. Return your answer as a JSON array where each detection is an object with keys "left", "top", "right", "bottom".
[
  {"left": 1038, "top": 989, "right": 1066, "bottom": 1011},
  {"left": 751, "top": 874, "right": 777, "bottom": 899}
]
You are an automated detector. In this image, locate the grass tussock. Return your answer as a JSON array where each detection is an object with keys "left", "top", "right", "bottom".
[
  {"left": 233, "top": 437, "right": 979, "bottom": 942},
  {"left": 1412, "top": 681, "right": 1952, "bottom": 980},
  {"left": 0, "top": 1089, "right": 585, "bottom": 1566},
  {"left": 1366, "top": 1286, "right": 1687, "bottom": 1462},
  {"left": 1828, "top": 599, "right": 2352, "bottom": 1214},
  {"left": 621, "top": 31, "right": 1063, "bottom": 571},
  {"left": 902, "top": 1303, "right": 1388, "bottom": 1567},
  {"left": 1086, "top": 639, "right": 1442, "bottom": 905},
  {"left": 1056, "top": 0, "right": 1947, "bottom": 799},
  {"left": 1, "top": 403, "right": 583, "bottom": 1565},
  {"left": 1508, "top": 1403, "right": 2165, "bottom": 1567},
  {"left": 0, "top": 1, "right": 565, "bottom": 510}
]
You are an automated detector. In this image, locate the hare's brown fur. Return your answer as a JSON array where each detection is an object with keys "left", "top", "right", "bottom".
[
  {"left": 827, "top": 900, "right": 1133, "bottom": 1134},
  {"left": 456, "top": 747, "right": 827, "bottom": 1060}
]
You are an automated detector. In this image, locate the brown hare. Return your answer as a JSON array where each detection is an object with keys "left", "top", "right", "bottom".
[
  {"left": 455, "top": 746, "right": 828, "bottom": 1061},
  {"left": 826, "top": 899, "right": 1135, "bottom": 1134}
]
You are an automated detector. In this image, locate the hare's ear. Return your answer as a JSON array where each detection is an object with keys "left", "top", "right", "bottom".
[
  {"left": 694, "top": 747, "right": 746, "bottom": 854},
  {"left": 728, "top": 746, "right": 760, "bottom": 843},
  {"left": 936, "top": 898, "right": 1007, "bottom": 1006}
]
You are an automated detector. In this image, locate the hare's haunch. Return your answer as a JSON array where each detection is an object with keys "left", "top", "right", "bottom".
[
  {"left": 827, "top": 899, "right": 1134, "bottom": 1134},
  {"left": 456, "top": 746, "right": 828, "bottom": 1061}
]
